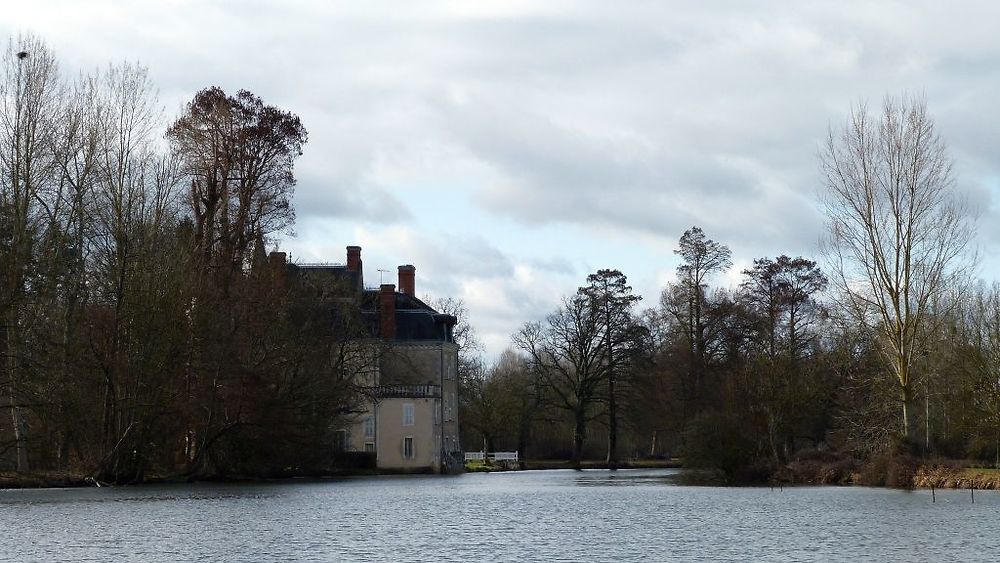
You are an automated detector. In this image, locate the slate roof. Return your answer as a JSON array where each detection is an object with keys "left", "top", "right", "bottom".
[
  {"left": 285, "top": 263, "right": 456, "bottom": 342},
  {"left": 361, "top": 289, "right": 457, "bottom": 341}
]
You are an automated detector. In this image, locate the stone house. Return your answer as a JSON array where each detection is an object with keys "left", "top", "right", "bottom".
[{"left": 273, "top": 246, "right": 461, "bottom": 473}]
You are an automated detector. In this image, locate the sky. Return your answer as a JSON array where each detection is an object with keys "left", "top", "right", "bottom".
[{"left": 6, "top": 1, "right": 1000, "bottom": 358}]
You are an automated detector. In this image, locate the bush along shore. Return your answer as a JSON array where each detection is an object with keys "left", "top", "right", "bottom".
[
  {"left": 4, "top": 456, "right": 998, "bottom": 490},
  {"left": 754, "top": 451, "right": 1000, "bottom": 490}
]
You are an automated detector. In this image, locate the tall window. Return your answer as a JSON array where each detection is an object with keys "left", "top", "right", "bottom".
[
  {"left": 333, "top": 430, "right": 348, "bottom": 452},
  {"left": 403, "top": 403, "right": 414, "bottom": 426},
  {"left": 403, "top": 437, "right": 414, "bottom": 459},
  {"left": 363, "top": 416, "right": 375, "bottom": 438}
]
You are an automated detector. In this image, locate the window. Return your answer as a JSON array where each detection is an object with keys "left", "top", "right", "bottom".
[
  {"left": 403, "top": 403, "right": 414, "bottom": 426},
  {"left": 333, "top": 430, "right": 348, "bottom": 452},
  {"left": 403, "top": 437, "right": 414, "bottom": 459},
  {"left": 363, "top": 416, "right": 375, "bottom": 438},
  {"left": 364, "top": 442, "right": 375, "bottom": 453}
]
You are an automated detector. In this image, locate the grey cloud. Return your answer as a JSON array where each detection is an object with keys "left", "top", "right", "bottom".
[
  {"left": 411, "top": 235, "right": 516, "bottom": 296},
  {"left": 527, "top": 257, "right": 575, "bottom": 276},
  {"left": 294, "top": 178, "right": 412, "bottom": 224},
  {"left": 10, "top": 0, "right": 1000, "bottom": 356}
]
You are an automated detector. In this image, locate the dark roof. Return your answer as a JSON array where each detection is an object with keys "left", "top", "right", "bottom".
[
  {"left": 360, "top": 289, "right": 434, "bottom": 312},
  {"left": 286, "top": 263, "right": 361, "bottom": 294},
  {"left": 282, "top": 262, "right": 456, "bottom": 343},
  {"left": 362, "top": 289, "right": 457, "bottom": 342}
]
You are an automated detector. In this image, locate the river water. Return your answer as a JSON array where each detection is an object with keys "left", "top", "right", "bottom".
[{"left": 0, "top": 469, "right": 997, "bottom": 562}]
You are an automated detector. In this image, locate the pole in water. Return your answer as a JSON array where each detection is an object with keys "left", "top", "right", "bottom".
[
  {"left": 931, "top": 486, "right": 935, "bottom": 503},
  {"left": 971, "top": 487, "right": 975, "bottom": 504}
]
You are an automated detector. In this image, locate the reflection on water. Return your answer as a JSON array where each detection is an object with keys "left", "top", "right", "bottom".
[
  {"left": 573, "top": 470, "right": 677, "bottom": 487},
  {"left": 1, "top": 469, "right": 999, "bottom": 562}
]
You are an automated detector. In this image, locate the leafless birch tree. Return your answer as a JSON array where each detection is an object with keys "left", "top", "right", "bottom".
[
  {"left": 820, "top": 95, "right": 975, "bottom": 446},
  {"left": 0, "top": 35, "right": 62, "bottom": 472}
]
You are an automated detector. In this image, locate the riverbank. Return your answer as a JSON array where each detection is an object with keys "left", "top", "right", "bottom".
[
  {"left": 0, "top": 467, "right": 392, "bottom": 490},
  {"left": 0, "top": 471, "right": 93, "bottom": 489},
  {"left": 464, "top": 458, "right": 682, "bottom": 472},
  {"left": 914, "top": 466, "right": 1000, "bottom": 490},
  {"left": 6, "top": 457, "right": 998, "bottom": 490},
  {"left": 774, "top": 451, "right": 1000, "bottom": 490}
]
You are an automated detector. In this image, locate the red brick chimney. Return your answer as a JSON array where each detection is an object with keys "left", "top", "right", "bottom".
[
  {"left": 398, "top": 265, "right": 415, "bottom": 296},
  {"left": 346, "top": 245, "right": 362, "bottom": 272},
  {"left": 379, "top": 284, "right": 396, "bottom": 339}
]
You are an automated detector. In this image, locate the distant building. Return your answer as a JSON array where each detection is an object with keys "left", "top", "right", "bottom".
[{"left": 271, "top": 246, "right": 461, "bottom": 473}]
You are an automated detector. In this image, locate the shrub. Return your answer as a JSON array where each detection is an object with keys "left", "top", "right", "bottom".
[{"left": 681, "top": 411, "right": 762, "bottom": 484}]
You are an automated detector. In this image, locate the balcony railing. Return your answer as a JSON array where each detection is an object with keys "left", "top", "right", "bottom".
[{"left": 372, "top": 384, "right": 441, "bottom": 399}]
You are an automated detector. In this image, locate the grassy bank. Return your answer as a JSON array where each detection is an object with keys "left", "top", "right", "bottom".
[
  {"left": 773, "top": 451, "right": 1000, "bottom": 490},
  {"left": 523, "top": 458, "right": 681, "bottom": 470},
  {"left": 0, "top": 471, "right": 93, "bottom": 489},
  {"left": 913, "top": 466, "right": 1000, "bottom": 490}
]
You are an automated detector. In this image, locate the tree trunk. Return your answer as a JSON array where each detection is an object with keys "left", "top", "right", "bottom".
[
  {"left": 606, "top": 374, "right": 618, "bottom": 469},
  {"left": 767, "top": 413, "right": 781, "bottom": 464},
  {"left": 10, "top": 391, "right": 29, "bottom": 472},
  {"left": 5, "top": 319, "right": 29, "bottom": 472},
  {"left": 901, "top": 383, "right": 920, "bottom": 448},
  {"left": 572, "top": 410, "right": 585, "bottom": 470}
]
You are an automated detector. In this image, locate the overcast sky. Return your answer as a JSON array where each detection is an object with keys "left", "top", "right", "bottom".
[{"left": 7, "top": 1, "right": 1000, "bottom": 357}]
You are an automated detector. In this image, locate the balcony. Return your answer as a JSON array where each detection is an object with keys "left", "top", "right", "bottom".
[{"left": 372, "top": 384, "right": 441, "bottom": 399}]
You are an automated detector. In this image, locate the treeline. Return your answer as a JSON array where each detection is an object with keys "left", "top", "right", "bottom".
[
  {"left": 461, "top": 227, "right": 999, "bottom": 480},
  {"left": 0, "top": 35, "right": 364, "bottom": 483},
  {"left": 460, "top": 96, "right": 988, "bottom": 482}
]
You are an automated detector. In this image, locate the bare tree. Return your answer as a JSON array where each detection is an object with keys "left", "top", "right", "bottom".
[
  {"left": 168, "top": 87, "right": 308, "bottom": 478},
  {"left": 86, "top": 62, "right": 183, "bottom": 483},
  {"left": 820, "top": 94, "right": 975, "bottom": 446},
  {"left": 167, "top": 87, "right": 307, "bottom": 286},
  {"left": 513, "top": 295, "right": 605, "bottom": 468},
  {"left": 967, "top": 283, "right": 1000, "bottom": 466},
  {"left": 428, "top": 296, "right": 483, "bottom": 381},
  {"left": 0, "top": 35, "right": 62, "bottom": 472},
  {"left": 673, "top": 227, "right": 731, "bottom": 409},
  {"left": 740, "top": 256, "right": 827, "bottom": 461},
  {"left": 579, "top": 269, "right": 641, "bottom": 469}
]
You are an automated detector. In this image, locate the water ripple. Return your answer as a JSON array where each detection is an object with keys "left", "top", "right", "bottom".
[{"left": 1, "top": 470, "right": 998, "bottom": 562}]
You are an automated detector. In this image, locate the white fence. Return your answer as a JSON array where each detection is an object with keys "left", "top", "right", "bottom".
[{"left": 464, "top": 451, "right": 519, "bottom": 466}]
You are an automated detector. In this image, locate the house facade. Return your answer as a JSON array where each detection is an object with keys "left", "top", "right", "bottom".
[{"left": 275, "top": 246, "right": 461, "bottom": 473}]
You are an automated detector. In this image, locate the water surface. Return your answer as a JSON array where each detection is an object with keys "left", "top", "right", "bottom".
[{"left": 1, "top": 469, "right": 996, "bottom": 562}]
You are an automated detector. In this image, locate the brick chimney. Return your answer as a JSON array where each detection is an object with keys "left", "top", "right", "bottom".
[
  {"left": 346, "top": 245, "right": 362, "bottom": 272},
  {"left": 398, "top": 265, "right": 415, "bottom": 296},
  {"left": 379, "top": 284, "right": 396, "bottom": 339},
  {"left": 268, "top": 251, "right": 287, "bottom": 267}
]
